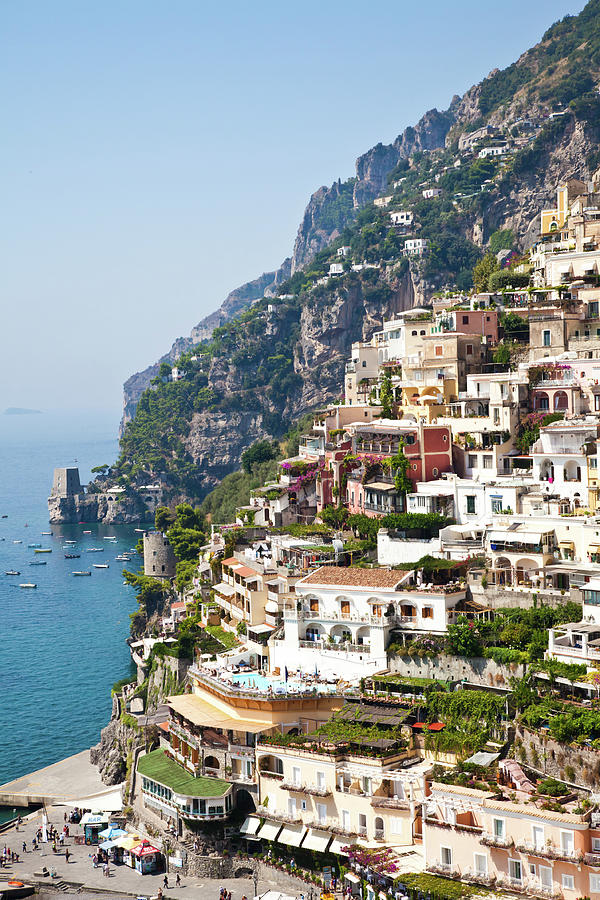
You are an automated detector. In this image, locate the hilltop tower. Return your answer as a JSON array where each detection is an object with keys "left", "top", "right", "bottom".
[
  {"left": 143, "top": 531, "right": 177, "bottom": 579},
  {"left": 50, "top": 467, "right": 83, "bottom": 497}
]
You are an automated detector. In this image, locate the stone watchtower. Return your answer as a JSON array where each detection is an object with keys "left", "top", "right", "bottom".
[
  {"left": 51, "top": 467, "right": 83, "bottom": 497},
  {"left": 143, "top": 531, "right": 177, "bottom": 579}
]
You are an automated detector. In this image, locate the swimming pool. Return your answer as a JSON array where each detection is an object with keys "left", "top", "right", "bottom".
[
  {"left": 231, "top": 672, "right": 275, "bottom": 690},
  {"left": 230, "top": 672, "right": 337, "bottom": 694}
]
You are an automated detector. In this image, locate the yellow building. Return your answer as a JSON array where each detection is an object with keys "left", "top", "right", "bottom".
[{"left": 540, "top": 179, "right": 587, "bottom": 235}]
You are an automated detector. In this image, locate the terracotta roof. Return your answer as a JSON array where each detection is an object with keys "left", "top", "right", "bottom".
[
  {"left": 483, "top": 799, "right": 587, "bottom": 823},
  {"left": 234, "top": 565, "right": 260, "bottom": 579},
  {"left": 222, "top": 557, "right": 240, "bottom": 566},
  {"left": 157, "top": 721, "right": 169, "bottom": 733},
  {"left": 431, "top": 781, "right": 496, "bottom": 799},
  {"left": 299, "top": 566, "right": 403, "bottom": 589}
]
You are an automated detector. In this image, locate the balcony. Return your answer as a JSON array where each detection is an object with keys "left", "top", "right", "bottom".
[
  {"left": 515, "top": 841, "right": 582, "bottom": 862},
  {"left": 462, "top": 868, "right": 496, "bottom": 887},
  {"left": 481, "top": 832, "right": 514, "bottom": 849},
  {"left": 585, "top": 852, "right": 600, "bottom": 867},
  {"left": 371, "top": 796, "right": 410, "bottom": 810},
  {"left": 337, "top": 784, "right": 367, "bottom": 797},
  {"left": 427, "top": 862, "right": 461, "bottom": 879},
  {"left": 374, "top": 828, "right": 385, "bottom": 842},
  {"left": 260, "top": 770, "right": 284, "bottom": 780}
]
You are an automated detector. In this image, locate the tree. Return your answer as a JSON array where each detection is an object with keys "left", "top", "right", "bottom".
[
  {"left": 488, "top": 270, "right": 530, "bottom": 292},
  {"left": 500, "top": 311, "right": 529, "bottom": 342},
  {"left": 488, "top": 228, "right": 514, "bottom": 255},
  {"left": 91, "top": 464, "right": 110, "bottom": 475},
  {"left": 473, "top": 253, "right": 499, "bottom": 292},
  {"left": 446, "top": 617, "right": 483, "bottom": 657},
  {"left": 158, "top": 362, "right": 172, "bottom": 378},
  {"left": 155, "top": 506, "right": 176, "bottom": 532},
  {"left": 493, "top": 342, "right": 511, "bottom": 366},
  {"left": 379, "top": 373, "right": 394, "bottom": 419},
  {"left": 241, "top": 439, "right": 278, "bottom": 474}
]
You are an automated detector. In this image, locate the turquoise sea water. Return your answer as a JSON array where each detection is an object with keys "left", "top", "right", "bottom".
[{"left": 0, "top": 410, "right": 141, "bottom": 785}]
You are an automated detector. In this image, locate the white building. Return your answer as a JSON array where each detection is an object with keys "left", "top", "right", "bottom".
[
  {"left": 404, "top": 238, "right": 429, "bottom": 256},
  {"left": 422, "top": 188, "right": 442, "bottom": 199},
  {"left": 337, "top": 246, "right": 351, "bottom": 257},
  {"left": 329, "top": 262, "right": 344, "bottom": 276},
  {"left": 390, "top": 210, "right": 413, "bottom": 227},
  {"left": 531, "top": 418, "right": 597, "bottom": 508},
  {"left": 271, "top": 566, "right": 466, "bottom": 679},
  {"left": 478, "top": 144, "right": 509, "bottom": 159},
  {"left": 374, "top": 195, "right": 393, "bottom": 207}
]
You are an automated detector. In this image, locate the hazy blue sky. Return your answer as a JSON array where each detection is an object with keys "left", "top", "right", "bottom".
[{"left": 0, "top": 0, "right": 585, "bottom": 415}]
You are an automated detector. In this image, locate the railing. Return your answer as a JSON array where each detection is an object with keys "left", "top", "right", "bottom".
[
  {"left": 260, "top": 770, "right": 284, "bottom": 780},
  {"left": 515, "top": 841, "right": 582, "bottom": 862},
  {"left": 336, "top": 784, "right": 366, "bottom": 797},
  {"left": 374, "top": 828, "right": 385, "bottom": 841},
  {"left": 371, "top": 796, "right": 409, "bottom": 810},
  {"left": 585, "top": 852, "right": 600, "bottom": 866},
  {"left": 229, "top": 743, "right": 254, "bottom": 759},
  {"left": 462, "top": 868, "right": 495, "bottom": 887},
  {"left": 427, "top": 862, "right": 461, "bottom": 878},
  {"left": 481, "top": 831, "right": 514, "bottom": 848}
]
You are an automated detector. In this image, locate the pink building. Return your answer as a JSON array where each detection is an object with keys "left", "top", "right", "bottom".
[{"left": 424, "top": 780, "right": 600, "bottom": 900}]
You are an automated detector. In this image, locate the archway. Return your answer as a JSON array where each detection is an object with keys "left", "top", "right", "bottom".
[
  {"left": 534, "top": 392, "right": 549, "bottom": 411},
  {"left": 235, "top": 789, "right": 256, "bottom": 814},
  {"left": 554, "top": 390, "right": 568, "bottom": 411},
  {"left": 564, "top": 460, "right": 581, "bottom": 482},
  {"left": 356, "top": 625, "right": 370, "bottom": 646},
  {"left": 540, "top": 459, "right": 554, "bottom": 481},
  {"left": 330, "top": 624, "right": 352, "bottom": 644},
  {"left": 374, "top": 816, "right": 384, "bottom": 840},
  {"left": 204, "top": 755, "right": 220, "bottom": 772},
  {"left": 494, "top": 557, "right": 512, "bottom": 586},
  {"left": 305, "top": 624, "right": 324, "bottom": 642},
  {"left": 258, "top": 754, "right": 283, "bottom": 776},
  {"left": 515, "top": 558, "right": 538, "bottom": 586},
  {"left": 400, "top": 603, "right": 417, "bottom": 621}
]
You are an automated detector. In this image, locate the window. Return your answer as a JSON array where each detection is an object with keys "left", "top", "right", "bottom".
[
  {"left": 466, "top": 495, "right": 476, "bottom": 515},
  {"left": 532, "top": 825, "right": 544, "bottom": 850},
  {"left": 422, "top": 607, "right": 433, "bottom": 619},
  {"left": 420, "top": 329, "right": 426, "bottom": 336},
  {"left": 435, "top": 345, "right": 443, "bottom": 356},
  {"left": 432, "top": 467, "right": 439, "bottom": 477},
  {"left": 288, "top": 798, "right": 297, "bottom": 815},
  {"left": 509, "top": 859, "right": 522, "bottom": 883},
  {"left": 591, "top": 458, "right": 598, "bottom": 470},
  {"left": 468, "top": 455, "right": 478, "bottom": 469},
  {"left": 543, "top": 330, "right": 551, "bottom": 347},
  {"left": 591, "top": 873, "right": 600, "bottom": 893},
  {"left": 412, "top": 330, "right": 418, "bottom": 336},
  {"left": 493, "top": 818, "right": 505, "bottom": 839},
  {"left": 596, "top": 394, "right": 600, "bottom": 413},
  {"left": 466, "top": 344, "right": 473, "bottom": 355},
  {"left": 309, "top": 597, "right": 319, "bottom": 613},
  {"left": 491, "top": 498, "right": 502, "bottom": 514},
  {"left": 483, "top": 455, "right": 493, "bottom": 469},
  {"left": 317, "top": 803, "right": 327, "bottom": 823},
  {"left": 341, "top": 599, "right": 350, "bottom": 614},
  {"left": 362, "top": 360, "right": 366, "bottom": 367},
  {"left": 292, "top": 766, "right": 301, "bottom": 786},
  {"left": 317, "top": 771, "right": 325, "bottom": 789},
  {"left": 474, "top": 854, "right": 488, "bottom": 876},
  {"left": 342, "top": 810, "right": 350, "bottom": 830},
  {"left": 562, "top": 875, "right": 575, "bottom": 891},
  {"left": 493, "top": 408, "right": 500, "bottom": 425},
  {"left": 362, "top": 776, "right": 372, "bottom": 796},
  {"left": 417, "top": 495, "right": 427, "bottom": 508},
  {"left": 593, "top": 837, "right": 600, "bottom": 851},
  {"left": 538, "top": 866, "right": 552, "bottom": 888},
  {"left": 441, "top": 847, "right": 452, "bottom": 867},
  {"left": 561, "top": 831, "right": 574, "bottom": 856},
  {"left": 462, "top": 315, "right": 469, "bottom": 325}
]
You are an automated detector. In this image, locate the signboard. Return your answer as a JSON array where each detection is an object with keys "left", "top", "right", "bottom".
[
  {"left": 169, "top": 857, "right": 183, "bottom": 868},
  {"left": 323, "top": 866, "right": 332, "bottom": 887}
]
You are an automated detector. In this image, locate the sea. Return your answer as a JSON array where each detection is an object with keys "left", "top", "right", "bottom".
[{"left": 0, "top": 409, "right": 143, "bottom": 804}]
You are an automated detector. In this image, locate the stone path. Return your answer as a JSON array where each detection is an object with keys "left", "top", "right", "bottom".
[
  {"left": 2, "top": 807, "right": 315, "bottom": 900},
  {"left": 0, "top": 752, "right": 118, "bottom": 806}
]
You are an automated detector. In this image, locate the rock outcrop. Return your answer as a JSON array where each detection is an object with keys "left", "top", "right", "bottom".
[{"left": 48, "top": 491, "right": 149, "bottom": 524}]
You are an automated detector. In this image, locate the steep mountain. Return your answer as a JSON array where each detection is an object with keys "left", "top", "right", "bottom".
[{"left": 104, "top": 0, "right": 600, "bottom": 511}]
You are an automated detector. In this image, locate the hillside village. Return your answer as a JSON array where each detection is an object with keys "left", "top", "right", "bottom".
[{"left": 83, "top": 164, "right": 600, "bottom": 900}]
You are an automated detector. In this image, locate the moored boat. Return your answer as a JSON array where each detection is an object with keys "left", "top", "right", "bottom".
[
  {"left": 65, "top": 553, "right": 80, "bottom": 559},
  {"left": 87, "top": 548, "right": 104, "bottom": 552},
  {"left": 30, "top": 561, "right": 46, "bottom": 566},
  {"left": 5, "top": 571, "right": 20, "bottom": 576},
  {"left": 93, "top": 563, "right": 109, "bottom": 569},
  {"left": 28, "top": 543, "right": 41, "bottom": 548},
  {"left": 19, "top": 583, "right": 36, "bottom": 588},
  {"left": 72, "top": 571, "right": 92, "bottom": 576},
  {"left": 34, "top": 548, "right": 52, "bottom": 553}
]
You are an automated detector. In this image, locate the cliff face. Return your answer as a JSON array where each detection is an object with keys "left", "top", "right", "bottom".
[{"left": 48, "top": 492, "right": 149, "bottom": 524}]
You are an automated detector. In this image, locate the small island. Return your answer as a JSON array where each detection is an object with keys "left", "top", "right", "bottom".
[{"left": 4, "top": 407, "right": 42, "bottom": 415}]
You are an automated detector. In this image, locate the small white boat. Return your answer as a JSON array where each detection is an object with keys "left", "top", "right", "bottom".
[
  {"left": 30, "top": 561, "right": 46, "bottom": 566},
  {"left": 64, "top": 540, "right": 77, "bottom": 544},
  {"left": 41, "top": 532, "right": 52, "bottom": 535},
  {"left": 115, "top": 555, "right": 129, "bottom": 560},
  {"left": 35, "top": 548, "right": 52, "bottom": 553},
  {"left": 19, "top": 583, "right": 37, "bottom": 588},
  {"left": 5, "top": 571, "right": 20, "bottom": 576},
  {"left": 93, "top": 563, "right": 109, "bottom": 569},
  {"left": 103, "top": 536, "right": 117, "bottom": 541},
  {"left": 13, "top": 540, "right": 22, "bottom": 544},
  {"left": 83, "top": 530, "right": 91, "bottom": 534},
  {"left": 87, "top": 547, "right": 104, "bottom": 553},
  {"left": 28, "top": 543, "right": 41, "bottom": 548},
  {"left": 134, "top": 528, "right": 144, "bottom": 532},
  {"left": 72, "top": 571, "right": 92, "bottom": 576}
]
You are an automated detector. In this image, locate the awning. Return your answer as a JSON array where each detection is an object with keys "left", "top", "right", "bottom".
[
  {"left": 99, "top": 840, "right": 120, "bottom": 850},
  {"left": 167, "top": 694, "right": 274, "bottom": 733},
  {"left": 345, "top": 872, "right": 361, "bottom": 884},
  {"left": 257, "top": 820, "right": 282, "bottom": 841},
  {"left": 365, "top": 482, "right": 395, "bottom": 492},
  {"left": 490, "top": 530, "right": 544, "bottom": 544},
  {"left": 302, "top": 828, "right": 332, "bottom": 852},
  {"left": 329, "top": 837, "right": 351, "bottom": 855},
  {"left": 277, "top": 823, "right": 307, "bottom": 847},
  {"left": 249, "top": 624, "right": 275, "bottom": 634},
  {"left": 239, "top": 816, "right": 261, "bottom": 836},
  {"left": 214, "top": 582, "right": 235, "bottom": 597},
  {"left": 559, "top": 540, "right": 575, "bottom": 548},
  {"left": 80, "top": 813, "right": 109, "bottom": 826},
  {"left": 464, "top": 750, "right": 500, "bottom": 767}
]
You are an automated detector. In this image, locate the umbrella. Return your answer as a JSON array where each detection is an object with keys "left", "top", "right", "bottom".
[{"left": 99, "top": 826, "right": 127, "bottom": 840}]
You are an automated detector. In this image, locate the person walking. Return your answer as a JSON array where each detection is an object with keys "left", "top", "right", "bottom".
[
  {"left": 22, "top": 841, "right": 27, "bottom": 853},
  {"left": 65, "top": 849, "right": 70, "bottom": 864},
  {"left": 176, "top": 872, "right": 181, "bottom": 887},
  {"left": 164, "top": 875, "right": 169, "bottom": 889}
]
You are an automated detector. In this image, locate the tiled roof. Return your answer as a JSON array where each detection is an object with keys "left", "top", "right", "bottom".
[
  {"left": 299, "top": 566, "right": 403, "bottom": 589},
  {"left": 222, "top": 557, "right": 240, "bottom": 566},
  {"left": 483, "top": 799, "right": 587, "bottom": 823},
  {"left": 431, "top": 781, "right": 496, "bottom": 799}
]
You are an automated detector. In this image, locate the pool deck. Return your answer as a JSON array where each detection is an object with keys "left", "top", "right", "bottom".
[{"left": 0, "top": 750, "right": 119, "bottom": 806}]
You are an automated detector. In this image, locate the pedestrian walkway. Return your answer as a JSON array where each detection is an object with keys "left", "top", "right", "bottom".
[
  {"left": 1, "top": 806, "right": 310, "bottom": 900},
  {"left": 0, "top": 751, "right": 119, "bottom": 806}
]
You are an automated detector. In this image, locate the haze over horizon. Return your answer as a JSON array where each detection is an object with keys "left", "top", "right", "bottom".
[{"left": 1, "top": 0, "right": 585, "bottom": 414}]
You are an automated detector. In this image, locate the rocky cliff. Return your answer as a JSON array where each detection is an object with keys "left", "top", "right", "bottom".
[
  {"left": 48, "top": 491, "right": 150, "bottom": 524},
  {"left": 108, "top": 0, "right": 600, "bottom": 511}
]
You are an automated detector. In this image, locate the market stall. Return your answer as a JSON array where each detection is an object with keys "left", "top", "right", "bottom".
[{"left": 80, "top": 813, "right": 109, "bottom": 845}]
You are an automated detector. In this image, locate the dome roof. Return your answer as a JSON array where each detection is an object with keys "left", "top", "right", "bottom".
[{"left": 265, "top": 600, "right": 279, "bottom": 613}]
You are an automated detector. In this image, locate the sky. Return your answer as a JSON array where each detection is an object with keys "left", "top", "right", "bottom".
[{"left": 0, "top": 0, "right": 586, "bottom": 417}]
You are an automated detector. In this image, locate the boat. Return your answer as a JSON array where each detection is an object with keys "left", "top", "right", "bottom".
[
  {"left": 1, "top": 514, "right": 7, "bottom": 518},
  {"left": 103, "top": 536, "right": 117, "bottom": 541},
  {"left": 5, "top": 571, "right": 20, "bottom": 576},
  {"left": 65, "top": 553, "right": 80, "bottom": 559},
  {"left": 28, "top": 543, "right": 41, "bottom": 548},
  {"left": 19, "top": 583, "right": 37, "bottom": 588},
  {"left": 30, "top": 561, "right": 47, "bottom": 566},
  {"left": 34, "top": 548, "right": 52, "bottom": 553},
  {"left": 72, "top": 571, "right": 92, "bottom": 576},
  {"left": 87, "top": 548, "right": 104, "bottom": 552},
  {"left": 134, "top": 528, "right": 144, "bottom": 532},
  {"left": 83, "top": 530, "right": 91, "bottom": 534},
  {"left": 64, "top": 540, "right": 77, "bottom": 544},
  {"left": 13, "top": 540, "right": 22, "bottom": 544},
  {"left": 115, "top": 555, "right": 129, "bottom": 560},
  {"left": 41, "top": 531, "right": 52, "bottom": 535},
  {"left": 93, "top": 563, "right": 109, "bottom": 569}
]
